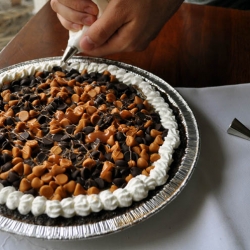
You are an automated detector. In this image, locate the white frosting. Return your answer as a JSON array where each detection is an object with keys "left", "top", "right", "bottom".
[{"left": 0, "top": 61, "right": 180, "bottom": 218}]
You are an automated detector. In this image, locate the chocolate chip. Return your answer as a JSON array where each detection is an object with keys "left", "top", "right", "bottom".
[
  {"left": 52, "top": 133, "right": 64, "bottom": 142},
  {"left": 95, "top": 178, "right": 106, "bottom": 189},
  {"left": 36, "top": 152, "right": 47, "bottom": 164},
  {"left": 5, "top": 117, "right": 15, "bottom": 126},
  {"left": 82, "top": 126, "right": 95, "bottom": 134},
  {"left": 7, "top": 171, "right": 20, "bottom": 183},
  {"left": 1, "top": 153, "right": 12, "bottom": 163},
  {"left": 115, "top": 160, "right": 128, "bottom": 168},
  {"left": 130, "top": 167, "right": 142, "bottom": 177},
  {"left": 84, "top": 179, "right": 97, "bottom": 189},
  {"left": 113, "top": 178, "right": 126, "bottom": 187},
  {"left": 71, "top": 169, "right": 80, "bottom": 179},
  {"left": 1, "top": 162, "right": 13, "bottom": 172},
  {"left": 91, "top": 151, "right": 100, "bottom": 160},
  {"left": 115, "top": 131, "right": 126, "bottom": 142},
  {"left": 20, "top": 131, "right": 30, "bottom": 140},
  {"left": 115, "top": 83, "right": 128, "bottom": 92},
  {"left": 0, "top": 179, "right": 11, "bottom": 187},
  {"left": 42, "top": 137, "right": 54, "bottom": 147},
  {"left": 81, "top": 167, "right": 91, "bottom": 180},
  {"left": 24, "top": 188, "right": 37, "bottom": 196},
  {"left": 65, "top": 125, "right": 75, "bottom": 134},
  {"left": 57, "top": 103, "right": 68, "bottom": 111}
]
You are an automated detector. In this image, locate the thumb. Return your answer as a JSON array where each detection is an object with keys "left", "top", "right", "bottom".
[{"left": 79, "top": 4, "right": 124, "bottom": 51}]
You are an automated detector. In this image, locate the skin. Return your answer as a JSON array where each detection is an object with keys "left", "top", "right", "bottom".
[{"left": 50, "top": 0, "right": 184, "bottom": 56}]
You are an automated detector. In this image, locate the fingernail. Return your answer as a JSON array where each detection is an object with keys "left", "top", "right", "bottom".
[
  {"left": 80, "top": 36, "right": 95, "bottom": 51},
  {"left": 72, "top": 24, "right": 82, "bottom": 31}
]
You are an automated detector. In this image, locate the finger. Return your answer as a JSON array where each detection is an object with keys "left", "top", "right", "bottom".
[
  {"left": 79, "top": 5, "right": 127, "bottom": 52},
  {"left": 51, "top": 0, "right": 98, "bottom": 27},
  {"left": 55, "top": 0, "right": 98, "bottom": 15},
  {"left": 57, "top": 14, "right": 82, "bottom": 31}
]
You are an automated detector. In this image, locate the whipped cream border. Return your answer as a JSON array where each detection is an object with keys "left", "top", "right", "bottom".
[{"left": 0, "top": 61, "right": 180, "bottom": 218}]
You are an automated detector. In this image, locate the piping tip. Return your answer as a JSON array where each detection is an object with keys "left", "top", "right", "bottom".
[
  {"left": 227, "top": 118, "right": 250, "bottom": 140},
  {"left": 61, "top": 46, "right": 78, "bottom": 64}
]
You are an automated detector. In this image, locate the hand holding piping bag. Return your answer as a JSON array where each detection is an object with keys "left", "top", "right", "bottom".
[{"left": 61, "top": 0, "right": 109, "bottom": 63}]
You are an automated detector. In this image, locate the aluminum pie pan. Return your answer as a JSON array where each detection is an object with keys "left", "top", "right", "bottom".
[{"left": 0, "top": 56, "right": 200, "bottom": 240}]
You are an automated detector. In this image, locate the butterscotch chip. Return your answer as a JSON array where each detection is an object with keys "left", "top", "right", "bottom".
[
  {"left": 51, "top": 194, "right": 62, "bottom": 201},
  {"left": 18, "top": 110, "right": 30, "bottom": 122},
  {"left": 12, "top": 156, "right": 23, "bottom": 165},
  {"left": 150, "top": 153, "right": 161, "bottom": 162},
  {"left": 12, "top": 162, "right": 24, "bottom": 175},
  {"left": 51, "top": 164, "right": 66, "bottom": 175},
  {"left": 40, "top": 185, "right": 54, "bottom": 199},
  {"left": 112, "top": 150, "right": 124, "bottom": 161},
  {"left": 55, "top": 174, "right": 68, "bottom": 185},
  {"left": 54, "top": 186, "right": 67, "bottom": 198},
  {"left": 146, "top": 166, "right": 155, "bottom": 173},
  {"left": 65, "top": 109, "right": 79, "bottom": 124},
  {"left": 71, "top": 93, "right": 80, "bottom": 103},
  {"left": 149, "top": 142, "right": 160, "bottom": 153},
  {"left": 32, "top": 99, "right": 40, "bottom": 106},
  {"left": 59, "top": 158, "right": 72, "bottom": 169},
  {"left": 0, "top": 171, "right": 10, "bottom": 180},
  {"left": 100, "top": 170, "right": 112, "bottom": 183},
  {"left": 132, "top": 146, "right": 141, "bottom": 155},
  {"left": 150, "top": 129, "right": 162, "bottom": 138},
  {"left": 25, "top": 140, "right": 38, "bottom": 148},
  {"left": 50, "top": 145, "right": 62, "bottom": 155},
  {"left": 19, "top": 178, "right": 31, "bottom": 192},
  {"left": 109, "top": 185, "right": 118, "bottom": 193},
  {"left": 32, "top": 165, "right": 47, "bottom": 177},
  {"left": 142, "top": 170, "right": 149, "bottom": 176},
  {"left": 48, "top": 154, "right": 61, "bottom": 164},
  {"left": 140, "top": 149, "right": 149, "bottom": 161},
  {"left": 23, "top": 164, "right": 32, "bottom": 176},
  {"left": 154, "top": 135, "right": 164, "bottom": 145},
  {"left": 49, "top": 180, "right": 58, "bottom": 191},
  {"left": 126, "top": 135, "right": 137, "bottom": 147},
  {"left": 22, "top": 145, "right": 32, "bottom": 159},
  {"left": 41, "top": 172, "right": 53, "bottom": 183},
  {"left": 125, "top": 174, "right": 133, "bottom": 182},
  {"left": 9, "top": 100, "right": 19, "bottom": 106},
  {"left": 27, "top": 173, "right": 36, "bottom": 181},
  {"left": 31, "top": 177, "right": 44, "bottom": 189},
  {"left": 82, "top": 158, "right": 96, "bottom": 169},
  {"left": 120, "top": 110, "right": 132, "bottom": 119},
  {"left": 106, "top": 93, "right": 116, "bottom": 102},
  {"left": 63, "top": 180, "right": 76, "bottom": 194},
  {"left": 15, "top": 121, "right": 26, "bottom": 132},
  {"left": 73, "top": 183, "right": 87, "bottom": 196},
  {"left": 0, "top": 117, "right": 6, "bottom": 127},
  {"left": 137, "top": 157, "right": 149, "bottom": 169},
  {"left": 90, "top": 113, "right": 100, "bottom": 125},
  {"left": 67, "top": 79, "right": 76, "bottom": 87},
  {"left": 87, "top": 186, "right": 100, "bottom": 195},
  {"left": 86, "top": 106, "right": 97, "bottom": 115},
  {"left": 59, "top": 118, "right": 71, "bottom": 127},
  {"left": 87, "top": 88, "right": 97, "bottom": 98},
  {"left": 128, "top": 160, "right": 136, "bottom": 168},
  {"left": 144, "top": 120, "right": 153, "bottom": 128},
  {"left": 39, "top": 92, "right": 47, "bottom": 102}
]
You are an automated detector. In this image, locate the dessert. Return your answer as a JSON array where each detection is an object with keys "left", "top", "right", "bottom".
[{"left": 0, "top": 60, "right": 183, "bottom": 221}]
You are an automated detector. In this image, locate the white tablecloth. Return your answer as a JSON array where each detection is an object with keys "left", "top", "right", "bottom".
[{"left": 0, "top": 84, "right": 250, "bottom": 250}]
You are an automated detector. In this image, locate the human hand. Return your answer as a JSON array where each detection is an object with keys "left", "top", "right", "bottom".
[{"left": 51, "top": 0, "right": 184, "bottom": 57}]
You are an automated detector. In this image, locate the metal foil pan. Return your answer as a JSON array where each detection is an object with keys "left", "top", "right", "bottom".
[{"left": 0, "top": 57, "right": 200, "bottom": 240}]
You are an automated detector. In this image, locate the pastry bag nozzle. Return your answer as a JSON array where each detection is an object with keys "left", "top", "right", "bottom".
[
  {"left": 61, "top": 46, "right": 78, "bottom": 64},
  {"left": 61, "top": 0, "right": 109, "bottom": 64}
]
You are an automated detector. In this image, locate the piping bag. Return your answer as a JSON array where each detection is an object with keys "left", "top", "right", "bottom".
[{"left": 61, "top": 0, "right": 109, "bottom": 63}]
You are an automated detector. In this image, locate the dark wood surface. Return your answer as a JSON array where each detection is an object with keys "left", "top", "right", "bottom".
[{"left": 0, "top": 2, "right": 249, "bottom": 87}]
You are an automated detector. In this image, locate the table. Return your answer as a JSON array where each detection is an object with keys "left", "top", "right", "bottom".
[{"left": 0, "top": 2, "right": 249, "bottom": 87}]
